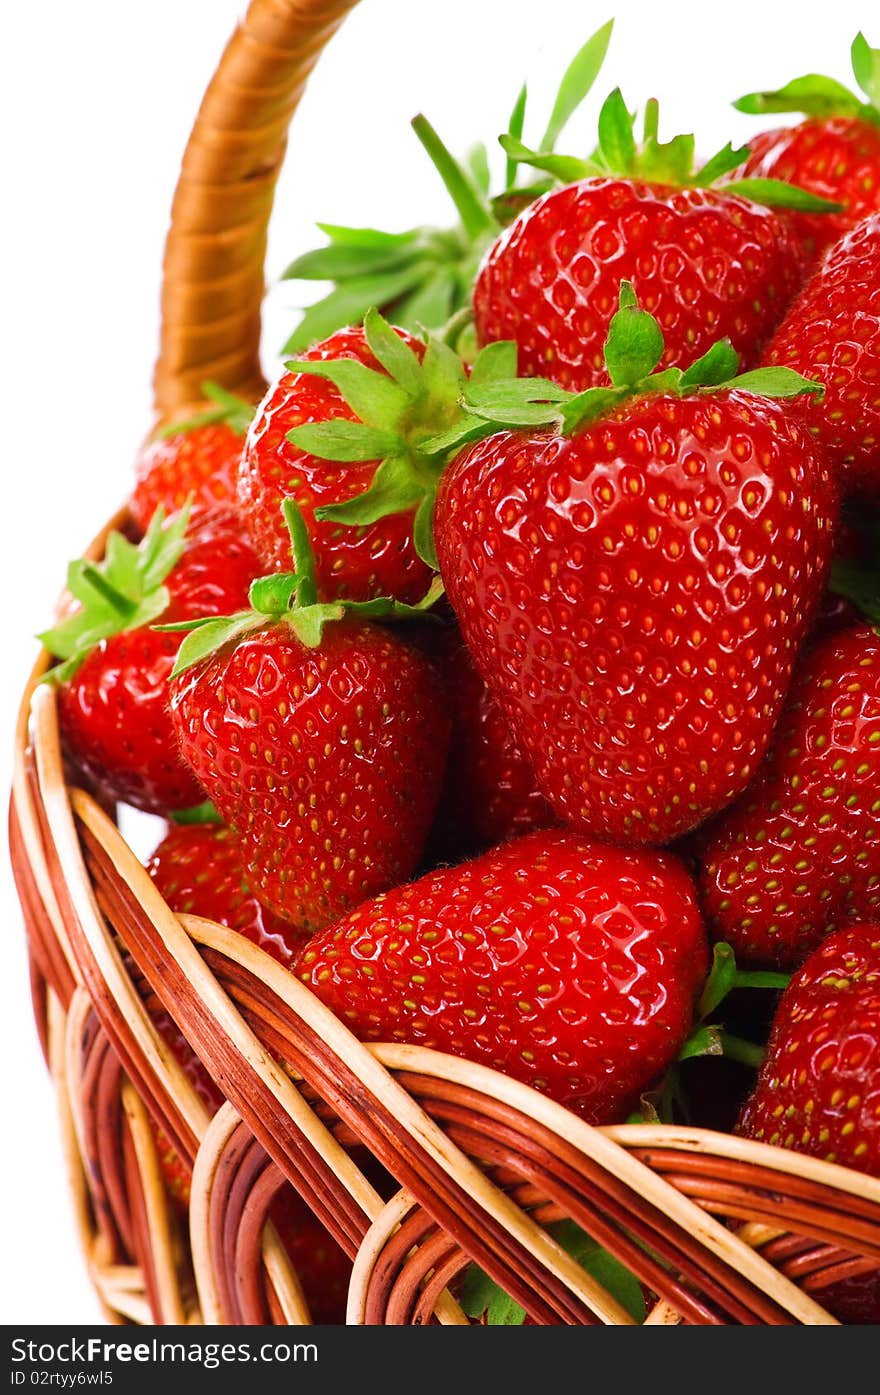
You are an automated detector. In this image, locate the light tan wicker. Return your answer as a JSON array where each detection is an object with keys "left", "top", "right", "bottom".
[{"left": 11, "top": 0, "right": 880, "bottom": 1326}]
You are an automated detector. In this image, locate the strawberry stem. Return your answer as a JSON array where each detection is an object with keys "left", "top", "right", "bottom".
[
  {"left": 717, "top": 1032, "right": 765, "bottom": 1070},
  {"left": 282, "top": 499, "right": 318, "bottom": 607}
]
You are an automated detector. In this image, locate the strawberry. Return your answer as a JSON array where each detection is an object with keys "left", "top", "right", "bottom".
[
  {"left": 734, "top": 33, "right": 880, "bottom": 265},
  {"left": 738, "top": 923, "right": 880, "bottom": 1323},
  {"left": 167, "top": 500, "right": 449, "bottom": 932},
  {"left": 432, "top": 287, "right": 837, "bottom": 846},
  {"left": 740, "top": 921, "right": 880, "bottom": 1173},
  {"left": 146, "top": 821, "right": 306, "bottom": 967},
  {"left": 699, "top": 625, "right": 880, "bottom": 971},
  {"left": 131, "top": 384, "right": 254, "bottom": 532},
  {"left": 759, "top": 213, "right": 880, "bottom": 496},
  {"left": 42, "top": 508, "right": 261, "bottom": 814},
  {"left": 238, "top": 323, "right": 437, "bottom": 603},
  {"left": 471, "top": 90, "right": 832, "bottom": 392},
  {"left": 296, "top": 828, "right": 707, "bottom": 1121},
  {"left": 416, "top": 623, "right": 555, "bottom": 863}
]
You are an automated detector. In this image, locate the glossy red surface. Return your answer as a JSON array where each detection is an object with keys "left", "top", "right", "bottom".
[
  {"left": 238, "top": 327, "right": 432, "bottom": 603},
  {"left": 700, "top": 625, "right": 880, "bottom": 969},
  {"left": 741, "top": 117, "right": 880, "bottom": 266},
  {"left": 473, "top": 178, "right": 802, "bottom": 391},
  {"left": 170, "top": 620, "right": 450, "bottom": 932},
  {"left": 146, "top": 822, "right": 307, "bottom": 966},
  {"left": 131, "top": 423, "right": 245, "bottom": 530},
  {"left": 762, "top": 213, "right": 880, "bottom": 494},
  {"left": 298, "top": 829, "right": 708, "bottom": 1121},
  {"left": 57, "top": 511, "right": 261, "bottom": 814},
  {"left": 740, "top": 923, "right": 880, "bottom": 1173},
  {"left": 435, "top": 392, "right": 837, "bottom": 845}
]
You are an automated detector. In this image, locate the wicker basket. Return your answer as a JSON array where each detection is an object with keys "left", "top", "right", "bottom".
[{"left": 11, "top": 0, "right": 880, "bottom": 1326}]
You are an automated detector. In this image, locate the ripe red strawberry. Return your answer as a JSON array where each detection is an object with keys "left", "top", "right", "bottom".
[
  {"left": 740, "top": 921, "right": 880, "bottom": 1171},
  {"left": 296, "top": 828, "right": 708, "bottom": 1120},
  {"left": 434, "top": 288, "right": 837, "bottom": 846},
  {"left": 43, "top": 509, "right": 261, "bottom": 814},
  {"left": 738, "top": 922, "right": 880, "bottom": 1323},
  {"left": 734, "top": 34, "right": 880, "bottom": 265},
  {"left": 168, "top": 501, "right": 449, "bottom": 932},
  {"left": 146, "top": 822, "right": 306, "bottom": 967},
  {"left": 131, "top": 385, "right": 254, "bottom": 531},
  {"left": 699, "top": 625, "right": 880, "bottom": 971},
  {"left": 238, "top": 323, "right": 435, "bottom": 603},
  {"left": 759, "top": 213, "right": 880, "bottom": 495},
  {"left": 472, "top": 90, "right": 830, "bottom": 391},
  {"left": 416, "top": 624, "right": 555, "bottom": 862}
]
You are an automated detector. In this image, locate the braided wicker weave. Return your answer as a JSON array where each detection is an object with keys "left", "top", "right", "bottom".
[{"left": 11, "top": 0, "right": 880, "bottom": 1325}]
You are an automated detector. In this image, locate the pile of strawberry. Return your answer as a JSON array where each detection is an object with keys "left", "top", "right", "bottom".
[{"left": 39, "top": 26, "right": 880, "bottom": 1323}]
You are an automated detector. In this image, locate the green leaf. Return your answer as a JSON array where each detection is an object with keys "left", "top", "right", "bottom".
[
  {"left": 505, "top": 82, "right": 528, "bottom": 188},
  {"left": 363, "top": 307, "right": 426, "bottom": 396},
  {"left": 170, "top": 801, "right": 223, "bottom": 826},
  {"left": 698, "top": 942, "right": 738, "bottom": 1020},
  {"left": 418, "top": 418, "right": 495, "bottom": 456},
  {"left": 696, "top": 141, "right": 750, "bottom": 186},
  {"left": 248, "top": 574, "right": 301, "bottom": 615},
  {"left": 412, "top": 493, "right": 439, "bottom": 570},
  {"left": 637, "top": 105, "right": 696, "bottom": 186},
  {"left": 561, "top": 386, "right": 627, "bottom": 433},
  {"left": 314, "top": 454, "right": 426, "bottom": 527},
  {"left": 281, "top": 241, "right": 421, "bottom": 282},
  {"left": 491, "top": 179, "right": 554, "bottom": 223},
  {"left": 420, "top": 336, "right": 469, "bottom": 410},
  {"left": 286, "top": 358, "right": 410, "bottom": 430},
  {"left": 411, "top": 113, "right": 496, "bottom": 242},
  {"left": 466, "top": 142, "right": 492, "bottom": 196},
  {"left": 288, "top": 601, "right": 347, "bottom": 649},
  {"left": 828, "top": 557, "right": 880, "bottom": 625},
  {"left": 286, "top": 420, "right": 403, "bottom": 463},
  {"left": 156, "top": 383, "right": 255, "bottom": 439},
  {"left": 724, "top": 178, "right": 844, "bottom": 213},
  {"left": 281, "top": 499, "right": 318, "bottom": 604},
  {"left": 678, "top": 1023, "right": 724, "bottom": 1062},
  {"left": 282, "top": 266, "right": 429, "bottom": 354},
  {"left": 391, "top": 268, "right": 456, "bottom": 332},
  {"left": 733, "top": 73, "right": 862, "bottom": 118},
  {"left": 171, "top": 612, "right": 263, "bottom": 677},
  {"left": 540, "top": 20, "right": 614, "bottom": 152},
  {"left": 315, "top": 223, "right": 421, "bottom": 249},
  {"left": 469, "top": 341, "right": 519, "bottom": 385},
  {"left": 596, "top": 88, "right": 636, "bottom": 175},
  {"left": 603, "top": 284, "right": 665, "bottom": 387},
  {"left": 463, "top": 377, "right": 570, "bottom": 427},
  {"left": 852, "top": 33, "right": 880, "bottom": 108},
  {"left": 553, "top": 1221, "right": 646, "bottom": 1324},
  {"left": 498, "top": 134, "right": 593, "bottom": 184},
  {"left": 680, "top": 339, "right": 740, "bottom": 389},
  {"left": 717, "top": 1032, "right": 765, "bottom": 1070},
  {"left": 460, "top": 1221, "right": 645, "bottom": 1326},
  {"left": 724, "top": 366, "right": 824, "bottom": 398}
]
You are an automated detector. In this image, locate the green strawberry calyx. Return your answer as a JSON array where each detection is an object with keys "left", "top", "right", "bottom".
[
  {"left": 279, "top": 287, "right": 821, "bottom": 568},
  {"left": 157, "top": 381, "right": 256, "bottom": 439},
  {"left": 503, "top": 87, "right": 844, "bottom": 212},
  {"left": 39, "top": 505, "right": 191, "bottom": 684},
  {"left": 284, "top": 307, "right": 522, "bottom": 570},
  {"left": 163, "top": 499, "right": 444, "bottom": 678},
  {"left": 734, "top": 32, "right": 880, "bottom": 128},
  {"left": 446, "top": 281, "right": 823, "bottom": 441},
  {"left": 280, "top": 21, "right": 614, "bottom": 352}
]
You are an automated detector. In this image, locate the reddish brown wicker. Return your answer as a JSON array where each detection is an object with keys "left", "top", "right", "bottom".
[{"left": 11, "top": 0, "right": 880, "bottom": 1325}]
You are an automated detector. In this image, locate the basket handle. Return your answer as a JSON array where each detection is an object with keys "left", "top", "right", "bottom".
[{"left": 153, "top": 0, "right": 361, "bottom": 422}]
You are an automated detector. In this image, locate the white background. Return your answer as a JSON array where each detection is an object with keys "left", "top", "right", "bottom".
[{"left": 0, "top": 0, "right": 867, "bottom": 1325}]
